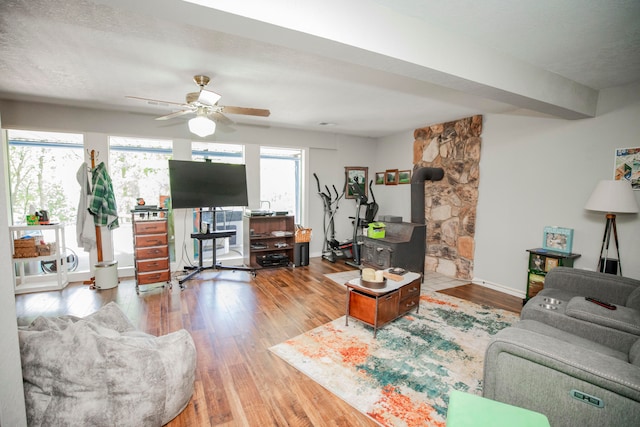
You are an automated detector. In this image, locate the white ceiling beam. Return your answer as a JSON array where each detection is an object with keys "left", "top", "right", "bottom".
[{"left": 100, "top": 0, "right": 598, "bottom": 119}]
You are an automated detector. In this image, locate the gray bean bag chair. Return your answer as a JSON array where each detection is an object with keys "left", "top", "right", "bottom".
[{"left": 19, "top": 302, "right": 196, "bottom": 426}]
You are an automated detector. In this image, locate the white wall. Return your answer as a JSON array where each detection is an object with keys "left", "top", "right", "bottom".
[
  {"left": 0, "top": 117, "right": 28, "bottom": 426},
  {"left": 374, "top": 131, "right": 416, "bottom": 222},
  {"left": 308, "top": 135, "right": 378, "bottom": 258},
  {"left": 475, "top": 82, "right": 640, "bottom": 294},
  {"left": 374, "top": 82, "right": 640, "bottom": 297}
]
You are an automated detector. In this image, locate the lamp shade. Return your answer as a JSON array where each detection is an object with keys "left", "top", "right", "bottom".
[
  {"left": 584, "top": 180, "right": 639, "bottom": 213},
  {"left": 188, "top": 115, "right": 216, "bottom": 137}
]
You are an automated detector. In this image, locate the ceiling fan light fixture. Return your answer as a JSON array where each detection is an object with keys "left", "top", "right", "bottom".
[
  {"left": 188, "top": 115, "right": 216, "bottom": 137},
  {"left": 198, "top": 89, "right": 222, "bottom": 106}
]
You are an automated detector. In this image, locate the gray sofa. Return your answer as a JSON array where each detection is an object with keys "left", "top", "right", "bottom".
[
  {"left": 522, "top": 267, "right": 640, "bottom": 351},
  {"left": 483, "top": 268, "right": 640, "bottom": 427}
]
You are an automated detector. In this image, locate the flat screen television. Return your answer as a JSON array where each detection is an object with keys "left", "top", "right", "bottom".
[{"left": 168, "top": 160, "right": 249, "bottom": 209}]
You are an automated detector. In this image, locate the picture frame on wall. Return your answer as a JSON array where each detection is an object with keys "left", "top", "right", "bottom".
[
  {"left": 542, "top": 226, "right": 574, "bottom": 254},
  {"left": 614, "top": 147, "right": 640, "bottom": 190},
  {"left": 345, "top": 166, "right": 368, "bottom": 199},
  {"left": 375, "top": 172, "right": 385, "bottom": 185},
  {"left": 398, "top": 170, "right": 411, "bottom": 184},
  {"left": 385, "top": 169, "right": 399, "bottom": 185}
]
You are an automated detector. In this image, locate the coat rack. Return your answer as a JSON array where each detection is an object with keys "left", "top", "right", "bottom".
[{"left": 89, "top": 149, "right": 104, "bottom": 263}]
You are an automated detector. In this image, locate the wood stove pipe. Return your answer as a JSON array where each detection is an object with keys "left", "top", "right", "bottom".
[{"left": 411, "top": 167, "right": 445, "bottom": 224}]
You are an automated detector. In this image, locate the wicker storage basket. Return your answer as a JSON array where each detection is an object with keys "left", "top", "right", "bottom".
[
  {"left": 295, "top": 227, "right": 312, "bottom": 243},
  {"left": 36, "top": 243, "right": 56, "bottom": 256},
  {"left": 14, "top": 238, "right": 37, "bottom": 258}
]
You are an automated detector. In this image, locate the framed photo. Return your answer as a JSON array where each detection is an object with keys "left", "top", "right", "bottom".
[
  {"left": 542, "top": 226, "right": 574, "bottom": 254},
  {"left": 385, "top": 169, "right": 399, "bottom": 185},
  {"left": 545, "top": 257, "right": 559, "bottom": 272},
  {"left": 345, "top": 167, "right": 368, "bottom": 199},
  {"left": 529, "top": 254, "right": 546, "bottom": 272},
  {"left": 398, "top": 170, "right": 411, "bottom": 184},
  {"left": 614, "top": 147, "right": 640, "bottom": 190},
  {"left": 375, "top": 172, "right": 385, "bottom": 185}
]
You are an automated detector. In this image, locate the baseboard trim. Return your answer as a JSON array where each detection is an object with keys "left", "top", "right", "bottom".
[{"left": 471, "top": 277, "right": 525, "bottom": 299}]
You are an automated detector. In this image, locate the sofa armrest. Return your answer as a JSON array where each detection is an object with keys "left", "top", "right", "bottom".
[
  {"left": 484, "top": 325, "right": 640, "bottom": 403},
  {"left": 543, "top": 267, "right": 640, "bottom": 305}
]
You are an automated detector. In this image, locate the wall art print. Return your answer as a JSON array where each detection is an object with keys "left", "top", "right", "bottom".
[
  {"left": 345, "top": 167, "right": 368, "bottom": 199},
  {"left": 614, "top": 147, "right": 640, "bottom": 190}
]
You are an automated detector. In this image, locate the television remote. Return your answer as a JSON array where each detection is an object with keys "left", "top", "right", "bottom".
[{"left": 585, "top": 297, "right": 617, "bottom": 310}]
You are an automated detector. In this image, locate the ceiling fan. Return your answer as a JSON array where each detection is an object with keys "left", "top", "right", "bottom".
[{"left": 126, "top": 75, "right": 270, "bottom": 137}]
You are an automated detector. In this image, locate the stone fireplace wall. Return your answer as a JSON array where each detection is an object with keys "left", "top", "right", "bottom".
[{"left": 413, "top": 115, "right": 482, "bottom": 280}]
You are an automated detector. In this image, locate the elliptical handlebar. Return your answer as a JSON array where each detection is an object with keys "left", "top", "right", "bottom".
[
  {"left": 313, "top": 173, "right": 321, "bottom": 193},
  {"left": 369, "top": 179, "right": 376, "bottom": 203},
  {"left": 314, "top": 173, "right": 332, "bottom": 205}
]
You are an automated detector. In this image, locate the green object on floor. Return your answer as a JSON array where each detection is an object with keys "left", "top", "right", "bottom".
[{"left": 446, "top": 390, "right": 551, "bottom": 427}]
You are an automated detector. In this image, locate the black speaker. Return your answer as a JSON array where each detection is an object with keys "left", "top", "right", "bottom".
[
  {"left": 599, "top": 258, "right": 619, "bottom": 275},
  {"left": 294, "top": 242, "right": 309, "bottom": 267}
]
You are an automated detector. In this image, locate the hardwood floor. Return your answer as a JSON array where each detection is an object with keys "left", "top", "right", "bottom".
[{"left": 14, "top": 258, "right": 522, "bottom": 426}]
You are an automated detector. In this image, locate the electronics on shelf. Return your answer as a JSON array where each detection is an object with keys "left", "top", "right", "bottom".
[{"left": 256, "top": 253, "right": 289, "bottom": 267}]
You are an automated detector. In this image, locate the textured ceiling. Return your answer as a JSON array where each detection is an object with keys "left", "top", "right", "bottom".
[{"left": 0, "top": 0, "right": 638, "bottom": 138}]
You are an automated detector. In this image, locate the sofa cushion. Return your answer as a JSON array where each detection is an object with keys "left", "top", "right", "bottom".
[
  {"left": 19, "top": 302, "right": 196, "bottom": 427},
  {"left": 512, "top": 319, "right": 628, "bottom": 362},
  {"left": 566, "top": 296, "right": 640, "bottom": 335}
]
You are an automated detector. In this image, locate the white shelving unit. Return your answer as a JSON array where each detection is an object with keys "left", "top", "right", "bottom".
[{"left": 10, "top": 224, "right": 69, "bottom": 294}]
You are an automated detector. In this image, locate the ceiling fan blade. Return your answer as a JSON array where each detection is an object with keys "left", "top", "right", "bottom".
[
  {"left": 155, "top": 109, "right": 193, "bottom": 121},
  {"left": 209, "top": 111, "right": 234, "bottom": 126},
  {"left": 126, "top": 95, "right": 187, "bottom": 108},
  {"left": 221, "top": 106, "right": 271, "bottom": 117}
]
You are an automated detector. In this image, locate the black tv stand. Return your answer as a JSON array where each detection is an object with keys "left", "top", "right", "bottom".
[{"left": 179, "top": 208, "right": 256, "bottom": 286}]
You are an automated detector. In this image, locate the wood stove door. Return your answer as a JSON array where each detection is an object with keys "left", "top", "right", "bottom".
[{"left": 363, "top": 239, "right": 393, "bottom": 269}]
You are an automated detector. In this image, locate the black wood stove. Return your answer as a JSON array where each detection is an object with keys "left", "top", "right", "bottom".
[{"left": 361, "top": 167, "right": 444, "bottom": 276}]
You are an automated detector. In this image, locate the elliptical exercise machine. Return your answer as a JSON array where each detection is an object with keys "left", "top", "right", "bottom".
[
  {"left": 314, "top": 173, "right": 353, "bottom": 262},
  {"left": 345, "top": 177, "right": 378, "bottom": 268}
]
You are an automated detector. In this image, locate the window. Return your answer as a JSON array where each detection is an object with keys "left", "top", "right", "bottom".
[
  {"left": 192, "top": 142, "right": 244, "bottom": 164},
  {"left": 7, "top": 130, "right": 87, "bottom": 273},
  {"left": 109, "top": 136, "right": 173, "bottom": 267},
  {"left": 260, "top": 147, "right": 302, "bottom": 220}
]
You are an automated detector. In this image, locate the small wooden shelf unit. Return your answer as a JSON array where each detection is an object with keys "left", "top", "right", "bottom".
[
  {"left": 525, "top": 247, "right": 580, "bottom": 303},
  {"left": 243, "top": 215, "right": 295, "bottom": 269}
]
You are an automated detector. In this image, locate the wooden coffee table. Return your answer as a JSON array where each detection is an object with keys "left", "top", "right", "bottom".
[{"left": 345, "top": 270, "right": 421, "bottom": 337}]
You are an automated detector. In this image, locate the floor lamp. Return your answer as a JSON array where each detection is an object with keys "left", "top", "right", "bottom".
[{"left": 584, "top": 180, "right": 639, "bottom": 275}]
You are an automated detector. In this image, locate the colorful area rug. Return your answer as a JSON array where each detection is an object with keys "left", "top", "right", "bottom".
[{"left": 269, "top": 290, "right": 518, "bottom": 427}]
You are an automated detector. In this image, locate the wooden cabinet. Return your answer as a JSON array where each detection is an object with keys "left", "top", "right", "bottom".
[
  {"left": 525, "top": 248, "right": 580, "bottom": 303},
  {"left": 399, "top": 280, "right": 421, "bottom": 314},
  {"left": 10, "top": 224, "right": 68, "bottom": 294},
  {"left": 345, "top": 271, "right": 422, "bottom": 337},
  {"left": 131, "top": 210, "right": 170, "bottom": 293},
  {"left": 243, "top": 215, "right": 295, "bottom": 269}
]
